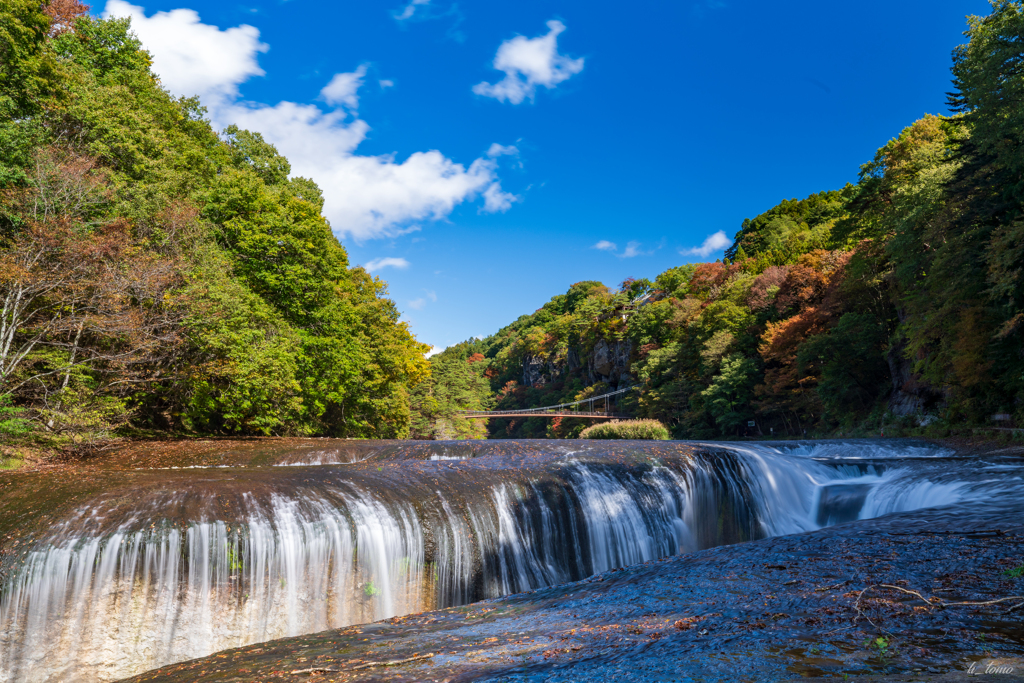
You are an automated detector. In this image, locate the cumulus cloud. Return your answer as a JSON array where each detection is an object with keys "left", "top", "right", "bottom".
[
  {"left": 425, "top": 345, "right": 444, "bottom": 358},
  {"left": 320, "top": 65, "right": 367, "bottom": 109},
  {"left": 364, "top": 257, "right": 410, "bottom": 273},
  {"left": 104, "top": 0, "right": 267, "bottom": 103},
  {"left": 683, "top": 230, "right": 731, "bottom": 257},
  {"left": 105, "top": 1, "right": 518, "bottom": 241},
  {"left": 593, "top": 240, "right": 617, "bottom": 251},
  {"left": 473, "top": 20, "right": 584, "bottom": 104}
]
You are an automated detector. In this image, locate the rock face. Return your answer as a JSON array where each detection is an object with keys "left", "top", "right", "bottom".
[
  {"left": 588, "top": 338, "right": 632, "bottom": 385},
  {"left": 886, "top": 333, "right": 928, "bottom": 416},
  {"left": 522, "top": 355, "right": 549, "bottom": 388},
  {"left": 592, "top": 340, "right": 614, "bottom": 376},
  {"left": 520, "top": 338, "right": 633, "bottom": 389}
]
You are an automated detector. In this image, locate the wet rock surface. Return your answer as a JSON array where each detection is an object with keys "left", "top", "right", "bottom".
[{"left": 120, "top": 499, "right": 1024, "bottom": 683}]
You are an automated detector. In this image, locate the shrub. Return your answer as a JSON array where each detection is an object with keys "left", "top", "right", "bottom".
[
  {"left": 579, "top": 419, "right": 671, "bottom": 440},
  {"left": 0, "top": 394, "right": 32, "bottom": 439}
]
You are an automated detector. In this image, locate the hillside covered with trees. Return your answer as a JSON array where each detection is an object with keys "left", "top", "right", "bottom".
[
  {"left": 4, "top": 1, "right": 1023, "bottom": 448},
  {"left": 410, "top": 0, "right": 1024, "bottom": 440},
  {"left": 0, "top": 0, "right": 428, "bottom": 449}
]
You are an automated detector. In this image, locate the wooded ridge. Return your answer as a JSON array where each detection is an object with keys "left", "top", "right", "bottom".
[{"left": 3, "top": 1, "right": 1024, "bottom": 449}]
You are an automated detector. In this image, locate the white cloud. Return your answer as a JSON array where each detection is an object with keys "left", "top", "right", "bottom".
[
  {"left": 106, "top": 1, "right": 518, "bottom": 241},
  {"left": 408, "top": 288, "right": 437, "bottom": 310},
  {"left": 364, "top": 257, "right": 410, "bottom": 273},
  {"left": 320, "top": 65, "right": 367, "bottom": 109},
  {"left": 104, "top": 0, "right": 267, "bottom": 103},
  {"left": 481, "top": 182, "right": 517, "bottom": 212},
  {"left": 425, "top": 345, "right": 444, "bottom": 358},
  {"left": 621, "top": 241, "right": 644, "bottom": 258},
  {"left": 379, "top": 79, "right": 395, "bottom": 89},
  {"left": 393, "top": 0, "right": 429, "bottom": 21},
  {"left": 682, "top": 230, "right": 732, "bottom": 257},
  {"left": 593, "top": 239, "right": 653, "bottom": 258},
  {"left": 486, "top": 143, "right": 518, "bottom": 158},
  {"left": 473, "top": 20, "right": 584, "bottom": 104}
]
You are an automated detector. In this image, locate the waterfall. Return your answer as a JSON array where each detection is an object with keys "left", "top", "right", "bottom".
[{"left": 0, "top": 440, "right": 997, "bottom": 683}]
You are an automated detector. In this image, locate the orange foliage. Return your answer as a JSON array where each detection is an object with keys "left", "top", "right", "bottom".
[
  {"left": 44, "top": 0, "right": 90, "bottom": 36},
  {"left": 467, "top": 353, "right": 485, "bottom": 364},
  {"left": 688, "top": 262, "right": 741, "bottom": 301},
  {"left": 772, "top": 250, "right": 848, "bottom": 314},
  {"left": 747, "top": 266, "right": 789, "bottom": 311},
  {"left": 755, "top": 250, "right": 851, "bottom": 417},
  {"left": 497, "top": 381, "right": 518, "bottom": 400}
]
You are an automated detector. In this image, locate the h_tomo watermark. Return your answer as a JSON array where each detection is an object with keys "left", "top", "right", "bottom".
[{"left": 967, "top": 660, "right": 1017, "bottom": 675}]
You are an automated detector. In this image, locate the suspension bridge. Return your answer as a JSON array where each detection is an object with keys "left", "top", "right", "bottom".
[{"left": 454, "top": 386, "right": 636, "bottom": 420}]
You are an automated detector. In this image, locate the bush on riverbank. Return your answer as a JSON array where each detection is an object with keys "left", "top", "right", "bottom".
[{"left": 580, "top": 420, "right": 670, "bottom": 440}]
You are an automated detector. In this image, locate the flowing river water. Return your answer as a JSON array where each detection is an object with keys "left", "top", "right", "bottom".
[{"left": 0, "top": 439, "right": 1021, "bottom": 682}]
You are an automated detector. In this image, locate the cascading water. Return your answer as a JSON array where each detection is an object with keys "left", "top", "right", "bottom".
[{"left": 1, "top": 439, "right": 1014, "bottom": 683}]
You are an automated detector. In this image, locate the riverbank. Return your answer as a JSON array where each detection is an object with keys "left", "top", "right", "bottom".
[{"left": 123, "top": 494, "right": 1024, "bottom": 682}]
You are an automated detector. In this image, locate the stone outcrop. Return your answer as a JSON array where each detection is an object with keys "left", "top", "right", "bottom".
[
  {"left": 587, "top": 338, "right": 632, "bottom": 386},
  {"left": 520, "top": 338, "right": 633, "bottom": 389}
]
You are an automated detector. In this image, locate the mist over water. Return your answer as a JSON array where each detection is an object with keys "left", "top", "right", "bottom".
[{"left": 1, "top": 440, "right": 1019, "bottom": 683}]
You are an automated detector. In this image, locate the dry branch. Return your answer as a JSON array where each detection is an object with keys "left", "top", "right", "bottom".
[
  {"left": 849, "top": 583, "right": 1024, "bottom": 627},
  {"left": 289, "top": 652, "right": 434, "bottom": 675}
]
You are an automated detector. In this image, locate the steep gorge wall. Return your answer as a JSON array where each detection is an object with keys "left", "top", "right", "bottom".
[{"left": 521, "top": 338, "right": 634, "bottom": 390}]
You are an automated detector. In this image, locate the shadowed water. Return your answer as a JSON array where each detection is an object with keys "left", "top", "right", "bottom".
[{"left": 0, "top": 439, "right": 1018, "bottom": 682}]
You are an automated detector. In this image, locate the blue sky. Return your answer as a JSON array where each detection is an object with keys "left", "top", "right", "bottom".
[{"left": 100, "top": 0, "right": 990, "bottom": 351}]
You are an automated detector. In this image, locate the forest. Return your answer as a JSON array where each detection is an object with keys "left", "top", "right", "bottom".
[
  {"left": 409, "top": 1, "right": 1024, "bottom": 440},
  {"left": 3, "top": 1, "right": 1023, "bottom": 449},
  {"left": 0, "top": 0, "right": 428, "bottom": 452}
]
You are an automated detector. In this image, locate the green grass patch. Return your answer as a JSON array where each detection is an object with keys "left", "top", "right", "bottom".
[
  {"left": 0, "top": 455, "right": 24, "bottom": 471},
  {"left": 1003, "top": 564, "right": 1024, "bottom": 579},
  {"left": 579, "top": 419, "right": 671, "bottom": 440}
]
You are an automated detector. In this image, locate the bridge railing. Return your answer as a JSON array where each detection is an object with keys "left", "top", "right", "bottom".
[{"left": 453, "top": 385, "right": 637, "bottom": 418}]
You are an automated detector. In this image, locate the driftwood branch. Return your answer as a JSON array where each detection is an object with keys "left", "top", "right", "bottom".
[
  {"left": 850, "top": 584, "right": 1024, "bottom": 626},
  {"left": 290, "top": 652, "right": 434, "bottom": 675}
]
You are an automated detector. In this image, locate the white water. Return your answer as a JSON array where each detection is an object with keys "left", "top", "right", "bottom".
[{"left": 1, "top": 441, "right": 1012, "bottom": 682}]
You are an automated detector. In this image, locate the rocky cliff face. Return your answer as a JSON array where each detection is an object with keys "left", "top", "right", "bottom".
[
  {"left": 587, "top": 338, "right": 632, "bottom": 385},
  {"left": 521, "top": 338, "right": 633, "bottom": 389},
  {"left": 885, "top": 327, "right": 935, "bottom": 417}
]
